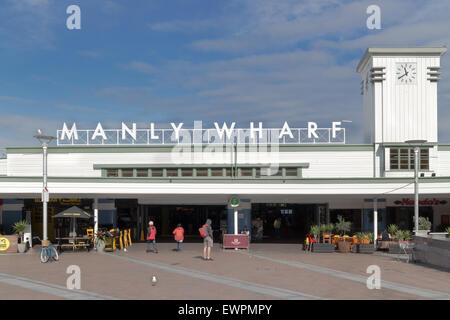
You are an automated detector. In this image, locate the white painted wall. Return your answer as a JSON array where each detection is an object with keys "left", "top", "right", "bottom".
[
  {"left": 5, "top": 149, "right": 374, "bottom": 178},
  {"left": 0, "top": 159, "right": 6, "bottom": 175},
  {"left": 363, "top": 55, "right": 441, "bottom": 144}
]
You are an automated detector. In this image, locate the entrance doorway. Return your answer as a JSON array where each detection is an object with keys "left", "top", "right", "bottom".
[
  {"left": 251, "top": 204, "right": 317, "bottom": 242},
  {"left": 136, "top": 205, "right": 227, "bottom": 242}
]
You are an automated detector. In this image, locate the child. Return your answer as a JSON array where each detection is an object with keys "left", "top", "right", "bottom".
[
  {"left": 173, "top": 223, "right": 184, "bottom": 251},
  {"left": 146, "top": 221, "right": 158, "bottom": 253}
]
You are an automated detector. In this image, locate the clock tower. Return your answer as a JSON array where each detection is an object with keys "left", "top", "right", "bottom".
[{"left": 357, "top": 47, "right": 447, "bottom": 176}]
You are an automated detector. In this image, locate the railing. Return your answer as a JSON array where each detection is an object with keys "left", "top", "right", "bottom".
[{"left": 57, "top": 128, "right": 346, "bottom": 146}]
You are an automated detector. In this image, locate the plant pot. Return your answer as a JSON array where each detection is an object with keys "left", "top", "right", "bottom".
[
  {"left": 353, "top": 244, "right": 375, "bottom": 254},
  {"left": 337, "top": 240, "right": 351, "bottom": 253},
  {"left": 414, "top": 230, "right": 430, "bottom": 238},
  {"left": 95, "top": 240, "right": 105, "bottom": 252},
  {"left": 312, "top": 242, "right": 336, "bottom": 253},
  {"left": 17, "top": 243, "right": 27, "bottom": 253}
]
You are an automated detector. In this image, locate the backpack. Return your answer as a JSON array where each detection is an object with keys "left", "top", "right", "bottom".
[{"left": 199, "top": 224, "right": 208, "bottom": 238}]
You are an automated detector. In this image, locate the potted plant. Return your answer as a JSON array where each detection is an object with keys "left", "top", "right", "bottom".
[
  {"left": 320, "top": 224, "right": 327, "bottom": 241},
  {"left": 446, "top": 226, "right": 450, "bottom": 238},
  {"left": 12, "top": 220, "right": 27, "bottom": 253},
  {"left": 403, "top": 230, "right": 412, "bottom": 241},
  {"left": 387, "top": 224, "right": 398, "bottom": 240},
  {"left": 310, "top": 225, "right": 335, "bottom": 252},
  {"left": 335, "top": 215, "right": 352, "bottom": 253},
  {"left": 352, "top": 232, "right": 375, "bottom": 253},
  {"left": 94, "top": 231, "right": 106, "bottom": 252},
  {"left": 414, "top": 216, "right": 432, "bottom": 237}
]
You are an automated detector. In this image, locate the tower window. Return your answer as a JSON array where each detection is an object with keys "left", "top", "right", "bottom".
[{"left": 390, "top": 148, "right": 429, "bottom": 170}]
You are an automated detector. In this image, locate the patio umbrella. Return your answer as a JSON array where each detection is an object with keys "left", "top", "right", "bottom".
[{"left": 54, "top": 206, "right": 92, "bottom": 236}]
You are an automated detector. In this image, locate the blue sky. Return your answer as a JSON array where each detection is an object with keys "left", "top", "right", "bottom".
[{"left": 1, "top": 0, "right": 450, "bottom": 149}]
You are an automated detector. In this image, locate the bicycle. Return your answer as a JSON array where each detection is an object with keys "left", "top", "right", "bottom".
[{"left": 33, "top": 236, "right": 59, "bottom": 263}]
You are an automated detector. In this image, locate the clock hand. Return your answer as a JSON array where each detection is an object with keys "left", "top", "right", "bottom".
[{"left": 398, "top": 74, "right": 406, "bottom": 79}]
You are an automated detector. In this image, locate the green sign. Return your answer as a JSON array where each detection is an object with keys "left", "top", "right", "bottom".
[{"left": 230, "top": 196, "right": 240, "bottom": 208}]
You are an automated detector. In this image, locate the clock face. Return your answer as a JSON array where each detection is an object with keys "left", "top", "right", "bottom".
[{"left": 396, "top": 62, "right": 417, "bottom": 84}]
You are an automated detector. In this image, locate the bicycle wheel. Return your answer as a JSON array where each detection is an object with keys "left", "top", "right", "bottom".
[
  {"left": 51, "top": 246, "right": 59, "bottom": 261},
  {"left": 40, "top": 249, "right": 49, "bottom": 263}
]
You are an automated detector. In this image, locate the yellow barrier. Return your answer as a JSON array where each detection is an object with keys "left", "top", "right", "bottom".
[
  {"left": 123, "top": 229, "right": 128, "bottom": 248},
  {"left": 128, "top": 228, "right": 132, "bottom": 246},
  {"left": 119, "top": 231, "right": 123, "bottom": 250}
]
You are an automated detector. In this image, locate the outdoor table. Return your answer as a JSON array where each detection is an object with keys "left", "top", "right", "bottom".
[{"left": 55, "top": 236, "right": 91, "bottom": 252}]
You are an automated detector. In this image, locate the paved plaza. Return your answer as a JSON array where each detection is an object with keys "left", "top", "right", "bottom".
[{"left": 0, "top": 243, "right": 449, "bottom": 300}]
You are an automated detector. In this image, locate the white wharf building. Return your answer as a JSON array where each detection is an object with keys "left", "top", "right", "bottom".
[{"left": 0, "top": 47, "right": 449, "bottom": 242}]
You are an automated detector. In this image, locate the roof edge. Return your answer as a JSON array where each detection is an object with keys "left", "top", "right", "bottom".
[{"left": 357, "top": 46, "right": 448, "bottom": 72}]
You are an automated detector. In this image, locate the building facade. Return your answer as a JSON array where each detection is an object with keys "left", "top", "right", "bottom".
[{"left": 1, "top": 47, "right": 449, "bottom": 242}]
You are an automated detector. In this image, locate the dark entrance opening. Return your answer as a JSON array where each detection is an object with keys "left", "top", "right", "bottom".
[
  {"left": 251, "top": 203, "right": 317, "bottom": 242},
  {"left": 134, "top": 204, "right": 227, "bottom": 242},
  {"left": 386, "top": 206, "right": 433, "bottom": 230}
]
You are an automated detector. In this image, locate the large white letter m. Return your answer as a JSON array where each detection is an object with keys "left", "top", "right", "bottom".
[{"left": 61, "top": 122, "right": 79, "bottom": 141}]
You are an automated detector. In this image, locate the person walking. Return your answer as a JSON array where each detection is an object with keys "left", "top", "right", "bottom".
[
  {"left": 173, "top": 223, "right": 184, "bottom": 251},
  {"left": 146, "top": 221, "right": 158, "bottom": 253},
  {"left": 273, "top": 217, "right": 281, "bottom": 239},
  {"left": 200, "top": 219, "right": 213, "bottom": 261}
]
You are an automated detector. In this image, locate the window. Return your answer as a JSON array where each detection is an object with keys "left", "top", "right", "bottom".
[
  {"left": 268, "top": 168, "right": 282, "bottom": 176},
  {"left": 151, "top": 169, "right": 163, "bottom": 177},
  {"left": 285, "top": 168, "right": 298, "bottom": 177},
  {"left": 166, "top": 169, "right": 178, "bottom": 177},
  {"left": 240, "top": 168, "right": 253, "bottom": 177},
  {"left": 121, "top": 169, "right": 133, "bottom": 177},
  {"left": 390, "top": 147, "right": 430, "bottom": 170},
  {"left": 400, "top": 148, "right": 409, "bottom": 169},
  {"left": 106, "top": 169, "right": 118, "bottom": 177},
  {"left": 420, "top": 149, "right": 429, "bottom": 170},
  {"left": 225, "top": 168, "right": 231, "bottom": 176},
  {"left": 390, "top": 149, "right": 399, "bottom": 169},
  {"left": 136, "top": 169, "right": 148, "bottom": 177},
  {"left": 211, "top": 168, "right": 223, "bottom": 177},
  {"left": 181, "top": 169, "right": 193, "bottom": 177},
  {"left": 196, "top": 168, "right": 208, "bottom": 177}
]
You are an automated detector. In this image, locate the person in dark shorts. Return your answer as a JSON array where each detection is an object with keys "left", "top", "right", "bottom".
[{"left": 203, "top": 219, "right": 213, "bottom": 261}]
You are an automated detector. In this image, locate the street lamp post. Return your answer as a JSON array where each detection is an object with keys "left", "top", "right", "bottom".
[
  {"left": 34, "top": 130, "right": 56, "bottom": 241},
  {"left": 405, "top": 139, "right": 427, "bottom": 234}
]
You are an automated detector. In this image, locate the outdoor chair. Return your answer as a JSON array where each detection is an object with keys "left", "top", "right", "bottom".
[
  {"left": 86, "top": 228, "right": 94, "bottom": 242},
  {"left": 322, "top": 233, "right": 332, "bottom": 244}
]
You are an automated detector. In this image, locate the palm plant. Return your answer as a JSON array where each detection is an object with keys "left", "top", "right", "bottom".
[
  {"left": 356, "top": 232, "right": 366, "bottom": 243},
  {"left": 395, "top": 230, "right": 404, "bottom": 241},
  {"left": 12, "top": 220, "right": 27, "bottom": 242},
  {"left": 387, "top": 224, "right": 398, "bottom": 237},
  {"left": 446, "top": 226, "right": 450, "bottom": 236},
  {"left": 366, "top": 232, "right": 374, "bottom": 243},
  {"left": 310, "top": 225, "right": 320, "bottom": 240},
  {"left": 403, "top": 230, "right": 412, "bottom": 241}
]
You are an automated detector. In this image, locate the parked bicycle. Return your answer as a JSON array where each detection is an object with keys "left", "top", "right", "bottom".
[{"left": 33, "top": 236, "right": 59, "bottom": 263}]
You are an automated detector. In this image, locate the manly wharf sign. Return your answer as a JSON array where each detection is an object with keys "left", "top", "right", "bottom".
[{"left": 57, "top": 121, "right": 346, "bottom": 146}]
